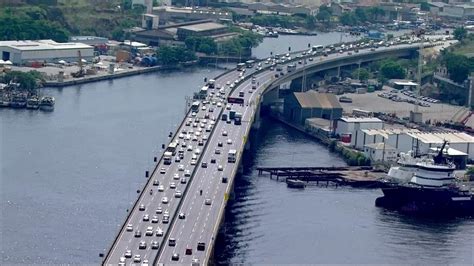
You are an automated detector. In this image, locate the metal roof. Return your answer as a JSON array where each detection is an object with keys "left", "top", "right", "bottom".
[
  {"left": 294, "top": 91, "right": 342, "bottom": 109},
  {"left": 340, "top": 117, "right": 383, "bottom": 123},
  {"left": 365, "top": 142, "right": 396, "bottom": 150},
  {"left": 406, "top": 132, "right": 474, "bottom": 144},
  {"left": 178, "top": 22, "right": 226, "bottom": 32},
  {"left": 0, "top": 40, "right": 92, "bottom": 51}
]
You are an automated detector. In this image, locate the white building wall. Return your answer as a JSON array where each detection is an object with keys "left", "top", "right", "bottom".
[
  {"left": 20, "top": 48, "right": 94, "bottom": 62},
  {"left": 364, "top": 146, "right": 397, "bottom": 162}
]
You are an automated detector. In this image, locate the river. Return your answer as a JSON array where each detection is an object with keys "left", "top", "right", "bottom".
[{"left": 1, "top": 34, "right": 473, "bottom": 264}]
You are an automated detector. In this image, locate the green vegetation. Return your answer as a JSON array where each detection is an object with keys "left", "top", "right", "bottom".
[
  {"left": 185, "top": 36, "right": 218, "bottom": 54},
  {"left": 379, "top": 59, "right": 406, "bottom": 80},
  {"left": 0, "top": 1, "right": 144, "bottom": 41},
  {"left": 454, "top": 27, "right": 468, "bottom": 42},
  {"left": 440, "top": 52, "right": 474, "bottom": 84},
  {"left": 339, "top": 7, "right": 386, "bottom": 26},
  {"left": 1, "top": 71, "right": 44, "bottom": 91},
  {"left": 351, "top": 68, "right": 370, "bottom": 81},
  {"left": 329, "top": 140, "right": 371, "bottom": 166},
  {"left": 156, "top": 46, "right": 196, "bottom": 66},
  {"left": 316, "top": 5, "right": 331, "bottom": 23},
  {"left": 249, "top": 14, "right": 303, "bottom": 28},
  {"left": 218, "top": 30, "right": 263, "bottom": 56}
]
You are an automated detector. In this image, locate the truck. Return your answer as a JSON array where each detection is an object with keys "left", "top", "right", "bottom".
[
  {"left": 229, "top": 110, "right": 236, "bottom": 120},
  {"left": 228, "top": 149, "right": 237, "bottom": 163},
  {"left": 208, "top": 79, "right": 215, "bottom": 89},
  {"left": 164, "top": 151, "right": 173, "bottom": 165},
  {"left": 234, "top": 112, "right": 242, "bottom": 125}
]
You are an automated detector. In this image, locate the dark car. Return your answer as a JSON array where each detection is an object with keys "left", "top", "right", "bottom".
[
  {"left": 185, "top": 248, "right": 192, "bottom": 255},
  {"left": 197, "top": 242, "right": 205, "bottom": 251}
]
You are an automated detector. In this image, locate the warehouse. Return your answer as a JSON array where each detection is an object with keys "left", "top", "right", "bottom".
[
  {"left": 283, "top": 91, "right": 343, "bottom": 125},
  {"left": 0, "top": 40, "right": 94, "bottom": 65},
  {"left": 335, "top": 117, "right": 384, "bottom": 140},
  {"left": 176, "top": 22, "right": 229, "bottom": 41}
]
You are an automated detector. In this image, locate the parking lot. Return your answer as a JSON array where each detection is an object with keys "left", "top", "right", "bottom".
[{"left": 339, "top": 86, "right": 466, "bottom": 124}]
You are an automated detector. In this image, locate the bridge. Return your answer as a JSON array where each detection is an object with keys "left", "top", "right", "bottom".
[{"left": 103, "top": 41, "right": 439, "bottom": 265}]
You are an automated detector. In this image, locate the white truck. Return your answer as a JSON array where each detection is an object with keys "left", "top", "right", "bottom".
[{"left": 228, "top": 149, "right": 237, "bottom": 163}]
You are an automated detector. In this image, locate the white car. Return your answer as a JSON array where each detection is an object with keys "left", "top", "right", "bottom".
[
  {"left": 227, "top": 139, "right": 232, "bottom": 144},
  {"left": 158, "top": 185, "right": 164, "bottom": 192},
  {"left": 194, "top": 149, "right": 201, "bottom": 155},
  {"left": 173, "top": 173, "right": 180, "bottom": 180},
  {"left": 184, "top": 170, "right": 191, "bottom": 177},
  {"left": 156, "top": 228, "right": 164, "bottom": 236},
  {"left": 178, "top": 164, "right": 185, "bottom": 171},
  {"left": 187, "top": 145, "right": 193, "bottom": 151},
  {"left": 160, "top": 168, "right": 166, "bottom": 174},
  {"left": 190, "top": 159, "right": 197, "bottom": 165},
  {"left": 162, "top": 197, "right": 169, "bottom": 204},
  {"left": 175, "top": 191, "right": 182, "bottom": 198},
  {"left": 134, "top": 254, "right": 141, "bottom": 263},
  {"left": 126, "top": 223, "right": 133, "bottom": 232},
  {"left": 222, "top": 131, "right": 228, "bottom": 136},
  {"left": 218, "top": 165, "right": 223, "bottom": 171},
  {"left": 170, "top": 182, "right": 176, "bottom": 189}
]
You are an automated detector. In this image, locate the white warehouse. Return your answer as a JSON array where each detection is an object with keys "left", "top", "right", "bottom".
[
  {"left": 0, "top": 40, "right": 94, "bottom": 65},
  {"left": 335, "top": 117, "right": 384, "bottom": 145}
]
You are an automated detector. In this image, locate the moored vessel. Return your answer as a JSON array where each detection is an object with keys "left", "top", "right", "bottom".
[
  {"left": 39, "top": 96, "right": 55, "bottom": 111},
  {"left": 26, "top": 96, "right": 40, "bottom": 109}
]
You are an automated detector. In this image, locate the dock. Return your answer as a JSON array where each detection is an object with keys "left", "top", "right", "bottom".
[{"left": 257, "top": 166, "right": 385, "bottom": 188}]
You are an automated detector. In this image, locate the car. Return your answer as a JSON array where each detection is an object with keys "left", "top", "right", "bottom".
[
  {"left": 143, "top": 214, "right": 149, "bottom": 222},
  {"left": 162, "top": 197, "right": 169, "bottom": 204},
  {"left": 203, "top": 135, "right": 208, "bottom": 140},
  {"left": 218, "top": 165, "right": 223, "bottom": 171},
  {"left": 162, "top": 215, "right": 169, "bottom": 224},
  {"left": 178, "top": 164, "right": 185, "bottom": 171},
  {"left": 178, "top": 212, "right": 186, "bottom": 219},
  {"left": 156, "top": 228, "right": 164, "bottom": 236},
  {"left": 158, "top": 185, "right": 164, "bottom": 192},
  {"left": 160, "top": 167, "right": 166, "bottom": 174},
  {"left": 145, "top": 226, "right": 153, "bottom": 236},
  {"left": 185, "top": 170, "right": 191, "bottom": 177},
  {"left": 170, "top": 182, "right": 176, "bottom": 189},
  {"left": 178, "top": 133, "right": 184, "bottom": 139},
  {"left": 215, "top": 149, "right": 221, "bottom": 154},
  {"left": 191, "top": 258, "right": 200, "bottom": 266},
  {"left": 275, "top": 73, "right": 279, "bottom": 78},
  {"left": 133, "top": 254, "right": 141, "bottom": 263},
  {"left": 139, "top": 204, "right": 145, "bottom": 211},
  {"left": 175, "top": 156, "right": 180, "bottom": 162},
  {"left": 210, "top": 158, "right": 216, "bottom": 164},
  {"left": 197, "top": 242, "right": 206, "bottom": 251},
  {"left": 180, "top": 177, "right": 187, "bottom": 184},
  {"left": 202, "top": 162, "right": 208, "bottom": 168},
  {"left": 151, "top": 215, "right": 159, "bottom": 223},
  {"left": 126, "top": 223, "right": 133, "bottom": 231},
  {"left": 227, "top": 139, "right": 232, "bottom": 144},
  {"left": 187, "top": 145, "right": 193, "bottom": 151},
  {"left": 218, "top": 142, "right": 223, "bottom": 147},
  {"left": 205, "top": 198, "right": 212, "bottom": 205},
  {"left": 135, "top": 230, "right": 141, "bottom": 238},
  {"left": 169, "top": 238, "right": 176, "bottom": 247},
  {"left": 153, "top": 207, "right": 162, "bottom": 215},
  {"left": 198, "top": 140, "right": 204, "bottom": 146},
  {"left": 151, "top": 240, "right": 159, "bottom": 249},
  {"left": 172, "top": 253, "right": 180, "bottom": 261},
  {"left": 226, "top": 81, "right": 231, "bottom": 85},
  {"left": 124, "top": 250, "right": 132, "bottom": 258},
  {"left": 175, "top": 191, "right": 182, "bottom": 198},
  {"left": 191, "top": 159, "right": 197, "bottom": 165},
  {"left": 119, "top": 257, "right": 126, "bottom": 266},
  {"left": 185, "top": 247, "right": 193, "bottom": 255},
  {"left": 139, "top": 241, "right": 147, "bottom": 249},
  {"left": 153, "top": 179, "right": 159, "bottom": 186},
  {"left": 222, "top": 131, "right": 228, "bottom": 136},
  {"left": 173, "top": 173, "right": 180, "bottom": 180},
  {"left": 222, "top": 176, "right": 228, "bottom": 183},
  {"left": 226, "top": 104, "right": 231, "bottom": 110}
]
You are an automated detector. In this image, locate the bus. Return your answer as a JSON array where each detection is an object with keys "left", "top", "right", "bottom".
[
  {"left": 207, "top": 79, "right": 215, "bottom": 89},
  {"left": 352, "top": 108, "right": 373, "bottom": 117},
  {"left": 191, "top": 101, "right": 200, "bottom": 112},
  {"left": 228, "top": 149, "right": 237, "bottom": 163},
  {"left": 227, "top": 97, "right": 244, "bottom": 104},
  {"left": 237, "top": 63, "right": 245, "bottom": 71},
  {"left": 245, "top": 60, "right": 255, "bottom": 68},
  {"left": 166, "top": 142, "right": 178, "bottom": 156},
  {"left": 312, "top": 45, "right": 324, "bottom": 53},
  {"left": 287, "top": 64, "right": 296, "bottom": 72}
]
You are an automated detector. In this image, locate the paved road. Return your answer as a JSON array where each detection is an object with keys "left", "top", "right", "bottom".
[
  {"left": 105, "top": 39, "right": 443, "bottom": 265},
  {"left": 156, "top": 41, "right": 445, "bottom": 265}
]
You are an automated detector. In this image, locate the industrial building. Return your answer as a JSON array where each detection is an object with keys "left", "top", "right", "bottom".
[
  {"left": 152, "top": 6, "right": 232, "bottom": 23},
  {"left": 335, "top": 117, "right": 384, "bottom": 139},
  {"left": 364, "top": 143, "right": 398, "bottom": 163},
  {"left": 0, "top": 40, "right": 94, "bottom": 65},
  {"left": 283, "top": 91, "right": 343, "bottom": 125},
  {"left": 176, "top": 22, "right": 230, "bottom": 41}
]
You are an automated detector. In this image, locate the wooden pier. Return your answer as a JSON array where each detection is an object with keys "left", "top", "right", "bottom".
[{"left": 257, "top": 166, "right": 385, "bottom": 188}]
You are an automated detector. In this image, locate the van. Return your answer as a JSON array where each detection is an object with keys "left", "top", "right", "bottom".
[
  {"left": 239, "top": 91, "right": 244, "bottom": 97},
  {"left": 169, "top": 238, "right": 176, "bottom": 246}
]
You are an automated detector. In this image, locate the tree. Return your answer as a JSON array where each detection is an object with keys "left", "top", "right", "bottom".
[
  {"left": 420, "top": 2, "right": 430, "bottom": 12},
  {"left": 316, "top": 10, "right": 331, "bottom": 22},
  {"left": 386, "top": 33, "right": 394, "bottom": 41},
  {"left": 340, "top": 12, "right": 358, "bottom": 26},
  {"left": 380, "top": 60, "right": 406, "bottom": 79},
  {"left": 448, "top": 60, "right": 470, "bottom": 83},
  {"left": 454, "top": 27, "right": 468, "bottom": 42},
  {"left": 352, "top": 68, "right": 370, "bottom": 81},
  {"left": 156, "top": 46, "right": 196, "bottom": 66},
  {"left": 354, "top": 8, "right": 367, "bottom": 22},
  {"left": 2, "top": 71, "right": 43, "bottom": 91}
]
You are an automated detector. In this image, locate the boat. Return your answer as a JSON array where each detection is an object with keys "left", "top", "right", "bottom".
[
  {"left": 39, "top": 96, "right": 55, "bottom": 111},
  {"left": 26, "top": 96, "right": 40, "bottom": 109},
  {"left": 10, "top": 93, "right": 27, "bottom": 108},
  {"left": 0, "top": 93, "right": 11, "bottom": 107},
  {"left": 376, "top": 141, "right": 474, "bottom": 216},
  {"left": 286, "top": 178, "right": 305, "bottom": 189}
]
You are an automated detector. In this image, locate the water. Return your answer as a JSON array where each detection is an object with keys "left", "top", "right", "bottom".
[
  {"left": 214, "top": 120, "right": 474, "bottom": 264},
  {"left": 1, "top": 35, "right": 473, "bottom": 264}
]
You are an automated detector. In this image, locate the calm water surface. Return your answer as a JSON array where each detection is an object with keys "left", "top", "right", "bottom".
[{"left": 1, "top": 35, "right": 473, "bottom": 264}]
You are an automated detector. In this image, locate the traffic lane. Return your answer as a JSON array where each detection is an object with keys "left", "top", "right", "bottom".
[
  {"left": 157, "top": 109, "right": 229, "bottom": 262},
  {"left": 107, "top": 106, "right": 216, "bottom": 263}
]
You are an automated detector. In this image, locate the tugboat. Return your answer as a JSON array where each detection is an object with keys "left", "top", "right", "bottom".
[
  {"left": 26, "top": 95, "right": 40, "bottom": 109},
  {"left": 376, "top": 141, "right": 474, "bottom": 216},
  {"left": 39, "top": 96, "right": 55, "bottom": 111}
]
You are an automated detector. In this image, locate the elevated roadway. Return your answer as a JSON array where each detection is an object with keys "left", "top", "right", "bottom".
[{"left": 104, "top": 41, "right": 439, "bottom": 265}]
